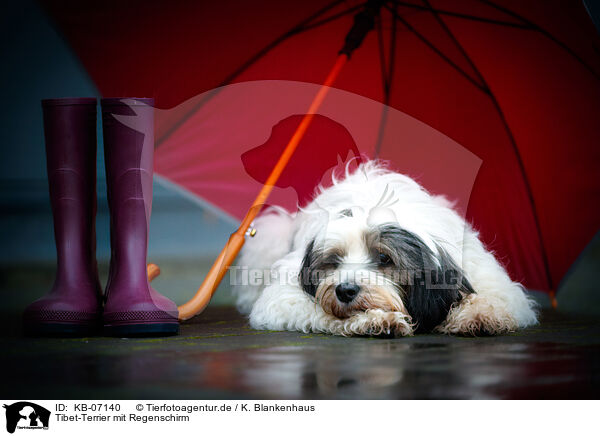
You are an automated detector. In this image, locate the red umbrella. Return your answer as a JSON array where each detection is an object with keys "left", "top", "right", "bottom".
[{"left": 41, "top": 0, "right": 600, "bottom": 309}]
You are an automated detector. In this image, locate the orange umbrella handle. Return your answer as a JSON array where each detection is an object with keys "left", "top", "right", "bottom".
[{"left": 149, "top": 55, "right": 348, "bottom": 321}]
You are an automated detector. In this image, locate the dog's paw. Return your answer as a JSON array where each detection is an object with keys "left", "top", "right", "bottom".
[
  {"left": 436, "top": 294, "right": 518, "bottom": 336},
  {"left": 336, "top": 309, "right": 414, "bottom": 337}
]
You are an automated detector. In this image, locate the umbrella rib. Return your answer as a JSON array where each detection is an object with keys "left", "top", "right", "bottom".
[
  {"left": 384, "top": 4, "right": 488, "bottom": 93},
  {"left": 479, "top": 0, "right": 600, "bottom": 80},
  {"left": 374, "top": 3, "right": 398, "bottom": 157},
  {"left": 390, "top": 0, "right": 532, "bottom": 29},
  {"left": 302, "top": 3, "right": 365, "bottom": 32},
  {"left": 388, "top": 2, "right": 398, "bottom": 97},
  {"left": 156, "top": 0, "right": 354, "bottom": 147},
  {"left": 376, "top": 12, "right": 390, "bottom": 97},
  {"left": 422, "top": 0, "right": 555, "bottom": 290}
]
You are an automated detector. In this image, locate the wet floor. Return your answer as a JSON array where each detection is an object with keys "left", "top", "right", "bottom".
[{"left": 1, "top": 306, "right": 599, "bottom": 399}]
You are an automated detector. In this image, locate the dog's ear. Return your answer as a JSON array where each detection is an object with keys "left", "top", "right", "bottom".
[
  {"left": 405, "top": 244, "right": 474, "bottom": 333},
  {"left": 377, "top": 225, "right": 474, "bottom": 333},
  {"left": 299, "top": 239, "right": 318, "bottom": 297}
]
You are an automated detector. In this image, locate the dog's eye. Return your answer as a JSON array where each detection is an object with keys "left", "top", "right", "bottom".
[
  {"left": 378, "top": 252, "right": 393, "bottom": 266},
  {"left": 321, "top": 254, "right": 342, "bottom": 269}
]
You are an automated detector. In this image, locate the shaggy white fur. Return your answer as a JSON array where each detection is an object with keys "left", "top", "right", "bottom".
[{"left": 231, "top": 160, "right": 538, "bottom": 336}]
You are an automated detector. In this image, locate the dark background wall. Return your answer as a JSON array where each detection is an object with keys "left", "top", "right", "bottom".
[{"left": 0, "top": 0, "right": 236, "bottom": 263}]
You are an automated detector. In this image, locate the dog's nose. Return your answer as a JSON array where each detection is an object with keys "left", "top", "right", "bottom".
[{"left": 335, "top": 283, "right": 360, "bottom": 303}]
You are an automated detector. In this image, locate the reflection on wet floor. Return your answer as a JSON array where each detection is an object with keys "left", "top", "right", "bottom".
[
  {"left": 1, "top": 307, "right": 599, "bottom": 399},
  {"left": 173, "top": 341, "right": 598, "bottom": 399}
]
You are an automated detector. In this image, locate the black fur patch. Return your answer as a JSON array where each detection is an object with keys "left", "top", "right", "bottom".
[
  {"left": 372, "top": 225, "right": 474, "bottom": 333},
  {"left": 299, "top": 240, "right": 318, "bottom": 297},
  {"left": 299, "top": 239, "right": 343, "bottom": 297}
]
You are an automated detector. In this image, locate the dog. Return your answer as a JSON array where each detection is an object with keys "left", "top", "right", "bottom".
[{"left": 231, "top": 160, "right": 538, "bottom": 336}]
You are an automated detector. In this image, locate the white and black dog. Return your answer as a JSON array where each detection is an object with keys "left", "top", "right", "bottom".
[{"left": 232, "top": 160, "right": 538, "bottom": 336}]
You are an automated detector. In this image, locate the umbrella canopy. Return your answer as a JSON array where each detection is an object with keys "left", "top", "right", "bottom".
[{"left": 40, "top": 0, "right": 600, "bottom": 294}]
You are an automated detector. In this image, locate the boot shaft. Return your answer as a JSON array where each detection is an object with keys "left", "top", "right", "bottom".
[
  {"left": 101, "top": 98, "right": 155, "bottom": 289},
  {"left": 41, "top": 98, "right": 98, "bottom": 286}
]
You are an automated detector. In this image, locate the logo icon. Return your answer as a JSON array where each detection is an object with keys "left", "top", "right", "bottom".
[{"left": 3, "top": 402, "right": 50, "bottom": 434}]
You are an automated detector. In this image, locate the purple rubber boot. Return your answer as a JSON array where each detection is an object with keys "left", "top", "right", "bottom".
[
  {"left": 23, "top": 98, "right": 102, "bottom": 336},
  {"left": 101, "top": 98, "right": 179, "bottom": 336}
]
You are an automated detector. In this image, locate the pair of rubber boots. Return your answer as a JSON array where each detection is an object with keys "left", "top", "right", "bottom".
[{"left": 23, "top": 97, "right": 179, "bottom": 336}]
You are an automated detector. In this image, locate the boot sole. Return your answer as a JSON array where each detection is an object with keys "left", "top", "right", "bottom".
[{"left": 103, "top": 323, "right": 179, "bottom": 337}]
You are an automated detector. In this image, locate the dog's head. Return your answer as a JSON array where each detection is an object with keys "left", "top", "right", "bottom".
[{"left": 298, "top": 209, "right": 473, "bottom": 334}]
